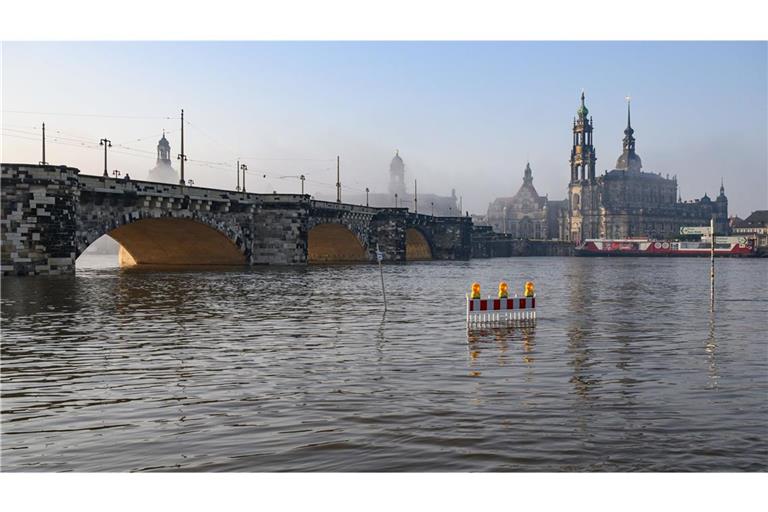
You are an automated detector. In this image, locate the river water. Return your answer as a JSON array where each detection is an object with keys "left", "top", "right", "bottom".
[{"left": 2, "top": 255, "right": 766, "bottom": 472}]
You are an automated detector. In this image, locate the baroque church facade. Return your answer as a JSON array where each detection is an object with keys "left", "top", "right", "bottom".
[
  {"left": 562, "top": 93, "right": 728, "bottom": 243},
  {"left": 485, "top": 163, "right": 560, "bottom": 239}
]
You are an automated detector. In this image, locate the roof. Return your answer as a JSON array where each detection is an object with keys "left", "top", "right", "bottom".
[{"left": 743, "top": 210, "right": 768, "bottom": 226}]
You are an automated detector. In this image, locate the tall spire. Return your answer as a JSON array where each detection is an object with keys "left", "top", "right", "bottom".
[
  {"left": 720, "top": 177, "right": 725, "bottom": 195},
  {"left": 624, "top": 96, "right": 634, "bottom": 138},
  {"left": 577, "top": 90, "right": 589, "bottom": 118},
  {"left": 616, "top": 96, "right": 642, "bottom": 172}
]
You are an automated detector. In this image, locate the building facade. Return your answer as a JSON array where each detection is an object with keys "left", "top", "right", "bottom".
[
  {"left": 486, "top": 163, "right": 551, "bottom": 239},
  {"left": 147, "top": 131, "right": 178, "bottom": 184},
  {"left": 563, "top": 94, "right": 728, "bottom": 243},
  {"left": 731, "top": 210, "right": 768, "bottom": 248}
]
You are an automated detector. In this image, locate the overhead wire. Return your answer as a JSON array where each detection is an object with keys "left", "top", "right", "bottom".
[
  {"left": 3, "top": 115, "right": 376, "bottom": 195},
  {"left": 2, "top": 110, "right": 177, "bottom": 120}
]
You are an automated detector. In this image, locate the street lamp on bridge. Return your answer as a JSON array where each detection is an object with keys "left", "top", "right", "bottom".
[
  {"left": 99, "top": 138, "right": 111, "bottom": 177},
  {"left": 240, "top": 163, "right": 248, "bottom": 192}
]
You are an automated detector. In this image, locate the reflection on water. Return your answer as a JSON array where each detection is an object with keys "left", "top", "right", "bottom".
[
  {"left": 2, "top": 255, "right": 767, "bottom": 472},
  {"left": 706, "top": 312, "right": 719, "bottom": 390}
]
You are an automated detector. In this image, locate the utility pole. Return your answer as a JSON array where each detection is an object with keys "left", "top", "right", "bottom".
[
  {"left": 177, "top": 109, "right": 187, "bottom": 185},
  {"left": 365, "top": 187, "right": 369, "bottom": 207},
  {"left": 40, "top": 123, "right": 48, "bottom": 165},
  {"left": 99, "top": 138, "right": 111, "bottom": 177},
  {"left": 241, "top": 163, "right": 248, "bottom": 193},
  {"left": 414, "top": 179, "right": 418, "bottom": 214},
  {"left": 300, "top": 174, "right": 305, "bottom": 195},
  {"left": 336, "top": 155, "right": 341, "bottom": 203},
  {"left": 236, "top": 159, "right": 240, "bottom": 191}
]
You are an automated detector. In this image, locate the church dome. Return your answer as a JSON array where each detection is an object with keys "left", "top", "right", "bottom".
[
  {"left": 158, "top": 132, "right": 170, "bottom": 148},
  {"left": 576, "top": 91, "right": 589, "bottom": 117},
  {"left": 615, "top": 151, "right": 642, "bottom": 172}
]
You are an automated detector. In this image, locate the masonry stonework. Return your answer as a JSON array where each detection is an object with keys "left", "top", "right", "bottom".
[{"left": 2, "top": 164, "right": 473, "bottom": 276}]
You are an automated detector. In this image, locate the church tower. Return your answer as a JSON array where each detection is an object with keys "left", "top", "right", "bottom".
[
  {"left": 567, "top": 92, "right": 598, "bottom": 243},
  {"left": 389, "top": 150, "right": 406, "bottom": 197},
  {"left": 157, "top": 131, "right": 171, "bottom": 165},
  {"left": 570, "top": 91, "right": 597, "bottom": 183},
  {"left": 148, "top": 130, "right": 178, "bottom": 184}
]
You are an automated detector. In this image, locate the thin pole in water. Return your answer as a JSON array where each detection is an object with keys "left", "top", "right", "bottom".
[
  {"left": 377, "top": 244, "right": 387, "bottom": 311},
  {"left": 710, "top": 216, "right": 715, "bottom": 310}
]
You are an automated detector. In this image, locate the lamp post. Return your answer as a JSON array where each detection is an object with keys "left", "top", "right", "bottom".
[
  {"left": 99, "top": 138, "right": 111, "bottom": 177},
  {"left": 240, "top": 163, "right": 247, "bottom": 193},
  {"left": 414, "top": 179, "right": 418, "bottom": 214},
  {"left": 394, "top": 193, "right": 398, "bottom": 208},
  {"left": 236, "top": 159, "right": 240, "bottom": 191},
  {"left": 336, "top": 155, "right": 341, "bottom": 203},
  {"left": 365, "top": 187, "right": 369, "bottom": 207},
  {"left": 187, "top": 179, "right": 194, "bottom": 186},
  {"left": 300, "top": 174, "right": 305, "bottom": 195},
  {"left": 112, "top": 169, "right": 121, "bottom": 179},
  {"left": 431, "top": 201, "right": 434, "bottom": 216},
  {"left": 177, "top": 109, "right": 187, "bottom": 185},
  {"left": 40, "top": 123, "right": 48, "bottom": 165}
]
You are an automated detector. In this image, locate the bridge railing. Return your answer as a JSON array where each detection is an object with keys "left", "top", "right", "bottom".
[
  {"left": 78, "top": 173, "right": 309, "bottom": 205},
  {"left": 309, "top": 199, "right": 396, "bottom": 215}
]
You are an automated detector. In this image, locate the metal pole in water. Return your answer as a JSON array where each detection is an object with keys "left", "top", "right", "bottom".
[
  {"left": 377, "top": 245, "right": 387, "bottom": 311},
  {"left": 710, "top": 216, "right": 715, "bottom": 310}
]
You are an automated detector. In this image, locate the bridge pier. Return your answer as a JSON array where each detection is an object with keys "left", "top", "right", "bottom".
[{"left": 1, "top": 164, "right": 80, "bottom": 276}]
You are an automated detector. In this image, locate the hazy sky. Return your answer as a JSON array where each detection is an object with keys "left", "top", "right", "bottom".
[{"left": 2, "top": 41, "right": 766, "bottom": 216}]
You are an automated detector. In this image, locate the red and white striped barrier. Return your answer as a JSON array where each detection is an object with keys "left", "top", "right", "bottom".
[{"left": 466, "top": 295, "right": 536, "bottom": 327}]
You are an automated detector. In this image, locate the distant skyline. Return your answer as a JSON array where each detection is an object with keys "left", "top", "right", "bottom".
[{"left": 1, "top": 41, "right": 766, "bottom": 217}]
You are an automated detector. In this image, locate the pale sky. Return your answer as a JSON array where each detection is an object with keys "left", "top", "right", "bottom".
[{"left": 2, "top": 41, "right": 766, "bottom": 217}]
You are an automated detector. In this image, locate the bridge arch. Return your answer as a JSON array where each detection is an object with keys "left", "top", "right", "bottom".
[
  {"left": 78, "top": 215, "right": 248, "bottom": 267},
  {"left": 307, "top": 223, "right": 368, "bottom": 263},
  {"left": 405, "top": 227, "right": 433, "bottom": 261}
]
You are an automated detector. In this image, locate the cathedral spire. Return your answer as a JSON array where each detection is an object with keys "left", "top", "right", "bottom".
[
  {"left": 616, "top": 97, "right": 642, "bottom": 172},
  {"left": 623, "top": 96, "right": 635, "bottom": 140}
]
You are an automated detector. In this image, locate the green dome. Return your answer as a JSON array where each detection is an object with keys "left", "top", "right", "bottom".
[{"left": 577, "top": 104, "right": 589, "bottom": 117}]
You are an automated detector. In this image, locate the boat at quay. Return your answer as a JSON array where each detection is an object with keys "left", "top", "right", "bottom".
[{"left": 575, "top": 236, "right": 758, "bottom": 257}]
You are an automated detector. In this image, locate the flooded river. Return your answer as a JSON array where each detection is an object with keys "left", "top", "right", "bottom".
[{"left": 2, "top": 256, "right": 766, "bottom": 471}]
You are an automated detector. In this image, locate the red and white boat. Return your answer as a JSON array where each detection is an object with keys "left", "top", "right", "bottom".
[{"left": 576, "top": 236, "right": 757, "bottom": 257}]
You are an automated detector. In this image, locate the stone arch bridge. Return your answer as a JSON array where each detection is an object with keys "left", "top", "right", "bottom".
[{"left": 1, "top": 164, "right": 472, "bottom": 276}]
